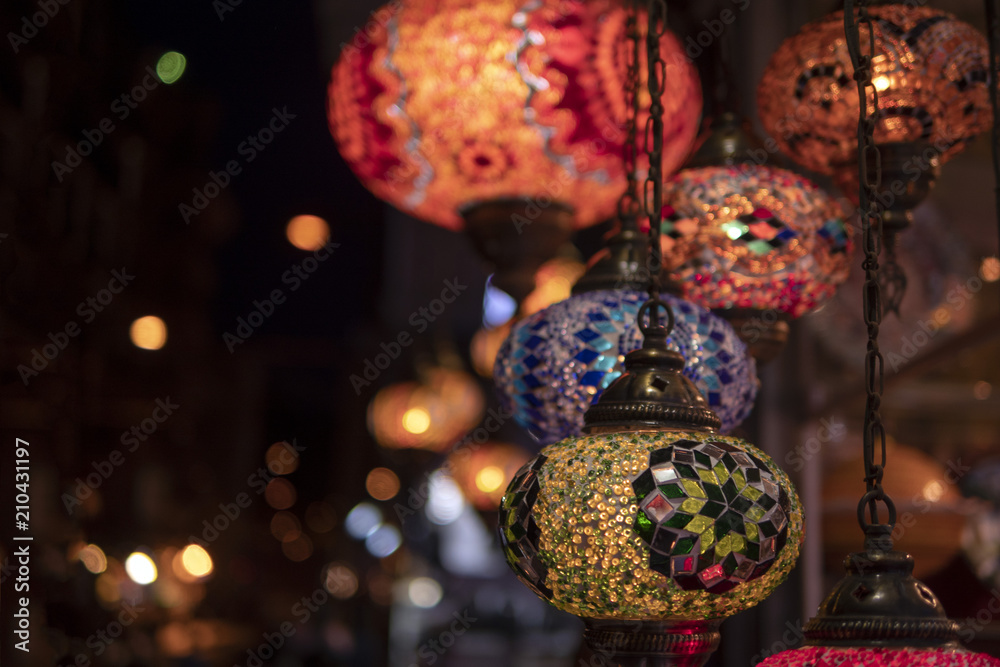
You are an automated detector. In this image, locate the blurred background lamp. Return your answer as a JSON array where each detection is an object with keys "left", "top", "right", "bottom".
[
  {"left": 178, "top": 544, "right": 213, "bottom": 579},
  {"left": 286, "top": 214, "right": 330, "bottom": 251},
  {"left": 365, "top": 467, "right": 401, "bottom": 501},
  {"left": 324, "top": 563, "right": 359, "bottom": 600},
  {"left": 425, "top": 471, "right": 465, "bottom": 525},
  {"left": 76, "top": 544, "right": 108, "bottom": 574},
  {"left": 407, "top": 577, "right": 443, "bottom": 609},
  {"left": 130, "top": 316, "right": 168, "bottom": 350},
  {"left": 125, "top": 551, "right": 158, "bottom": 585},
  {"left": 345, "top": 502, "right": 382, "bottom": 540},
  {"left": 155, "top": 51, "right": 187, "bottom": 84},
  {"left": 365, "top": 525, "right": 402, "bottom": 558}
]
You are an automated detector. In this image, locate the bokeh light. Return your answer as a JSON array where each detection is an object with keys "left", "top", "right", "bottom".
[
  {"left": 76, "top": 544, "right": 107, "bottom": 574},
  {"left": 426, "top": 472, "right": 464, "bottom": 525},
  {"left": 265, "top": 441, "right": 300, "bottom": 475},
  {"left": 981, "top": 256, "right": 1000, "bottom": 282},
  {"left": 130, "top": 316, "right": 168, "bottom": 350},
  {"left": 282, "top": 534, "right": 314, "bottom": 562},
  {"left": 156, "top": 51, "right": 187, "bottom": 84},
  {"left": 408, "top": 577, "right": 443, "bottom": 608},
  {"left": 974, "top": 381, "right": 993, "bottom": 401},
  {"left": 401, "top": 407, "right": 430, "bottom": 435},
  {"left": 305, "top": 501, "right": 337, "bottom": 533},
  {"left": 270, "top": 511, "right": 302, "bottom": 542},
  {"left": 365, "top": 467, "right": 401, "bottom": 501},
  {"left": 324, "top": 562, "right": 360, "bottom": 599},
  {"left": 286, "top": 215, "right": 331, "bottom": 251},
  {"left": 125, "top": 552, "right": 158, "bottom": 585},
  {"left": 475, "top": 466, "right": 505, "bottom": 494},
  {"left": 345, "top": 502, "right": 382, "bottom": 539},
  {"left": 95, "top": 572, "right": 121, "bottom": 606},
  {"left": 365, "top": 525, "right": 402, "bottom": 558},
  {"left": 264, "top": 478, "right": 297, "bottom": 510},
  {"left": 179, "top": 544, "right": 213, "bottom": 578}
]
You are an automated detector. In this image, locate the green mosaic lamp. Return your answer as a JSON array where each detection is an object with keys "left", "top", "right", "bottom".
[{"left": 499, "top": 298, "right": 804, "bottom": 665}]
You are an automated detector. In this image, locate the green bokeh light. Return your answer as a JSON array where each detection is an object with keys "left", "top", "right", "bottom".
[{"left": 156, "top": 51, "right": 187, "bottom": 84}]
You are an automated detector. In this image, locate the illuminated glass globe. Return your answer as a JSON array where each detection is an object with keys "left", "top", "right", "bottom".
[
  {"left": 662, "top": 165, "right": 852, "bottom": 318},
  {"left": 499, "top": 320, "right": 801, "bottom": 653},
  {"left": 446, "top": 441, "right": 531, "bottom": 511},
  {"left": 367, "top": 367, "right": 484, "bottom": 451},
  {"left": 758, "top": 5, "right": 991, "bottom": 175},
  {"left": 494, "top": 290, "right": 757, "bottom": 444},
  {"left": 761, "top": 647, "right": 1000, "bottom": 667},
  {"left": 327, "top": 0, "right": 702, "bottom": 231}
]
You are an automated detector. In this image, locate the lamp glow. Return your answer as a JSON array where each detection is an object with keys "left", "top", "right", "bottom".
[
  {"left": 77, "top": 544, "right": 107, "bottom": 574},
  {"left": 156, "top": 51, "right": 187, "bottom": 84},
  {"left": 286, "top": 215, "right": 330, "bottom": 251},
  {"left": 179, "top": 544, "right": 213, "bottom": 578},
  {"left": 125, "top": 552, "right": 158, "bottom": 585},
  {"left": 328, "top": 0, "right": 701, "bottom": 231},
  {"left": 401, "top": 408, "right": 430, "bottom": 435},
  {"left": 130, "top": 316, "right": 168, "bottom": 350},
  {"left": 758, "top": 6, "right": 991, "bottom": 175}
]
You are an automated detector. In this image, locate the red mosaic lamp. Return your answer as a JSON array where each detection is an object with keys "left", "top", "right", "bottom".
[
  {"left": 327, "top": 0, "right": 701, "bottom": 300},
  {"left": 662, "top": 114, "right": 853, "bottom": 362}
]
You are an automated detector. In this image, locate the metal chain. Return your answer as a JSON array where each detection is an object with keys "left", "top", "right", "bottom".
[
  {"left": 617, "top": 0, "right": 642, "bottom": 227},
  {"left": 845, "top": 0, "right": 896, "bottom": 536},
  {"left": 987, "top": 0, "right": 1000, "bottom": 287},
  {"left": 643, "top": 0, "right": 668, "bottom": 326}
]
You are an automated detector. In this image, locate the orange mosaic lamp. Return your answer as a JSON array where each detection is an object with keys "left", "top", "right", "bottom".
[
  {"left": 328, "top": 0, "right": 701, "bottom": 300},
  {"left": 758, "top": 5, "right": 991, "bottom": 177}
]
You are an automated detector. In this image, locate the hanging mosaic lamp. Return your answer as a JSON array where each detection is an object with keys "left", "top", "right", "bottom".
[
  {"left": 499, "top": 300, "right": 802, "bottom": 664},
  {"left": 327, "top": 0, "right": 701, "bottom": 301},
  {"left": 662, "top": 114, "right": 853, "bottom": 362},
  {"left": 367, "top": 366, "right": 484, "bottom": 452},
  {"left": 757, "top": 4, "right": 991, "bottom": 313},
  {"left": 493, "top": 224, "right": 759, "bottom": 445},
  {"left": 758, "top": 5, "right": 990, "bottom": 177}
]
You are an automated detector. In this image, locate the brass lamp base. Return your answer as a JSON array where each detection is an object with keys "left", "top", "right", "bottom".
[
  {"left": 463, "top": 198, "right": 574, "bottom": 304},
  {"left": 583, "top": 619, "right": 723, "bottom": 667},
  {"left": 714, "top": 307, "right": 790, "bottom": 365}
]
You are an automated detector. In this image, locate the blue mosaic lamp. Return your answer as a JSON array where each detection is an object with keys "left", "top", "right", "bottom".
[{"left": 493, "top": 226, "right": 758, "bottom": 446}]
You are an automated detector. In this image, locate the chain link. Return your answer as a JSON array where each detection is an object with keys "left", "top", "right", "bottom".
[
  {"left": 845, "top": 0, "right": 896, "bottom": 534},
  {"left": 617, "top": 0, "right": 641, "bottom": 223},
  {"left": 643, "top": 0, "right": 668, "bottom": 325}
]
